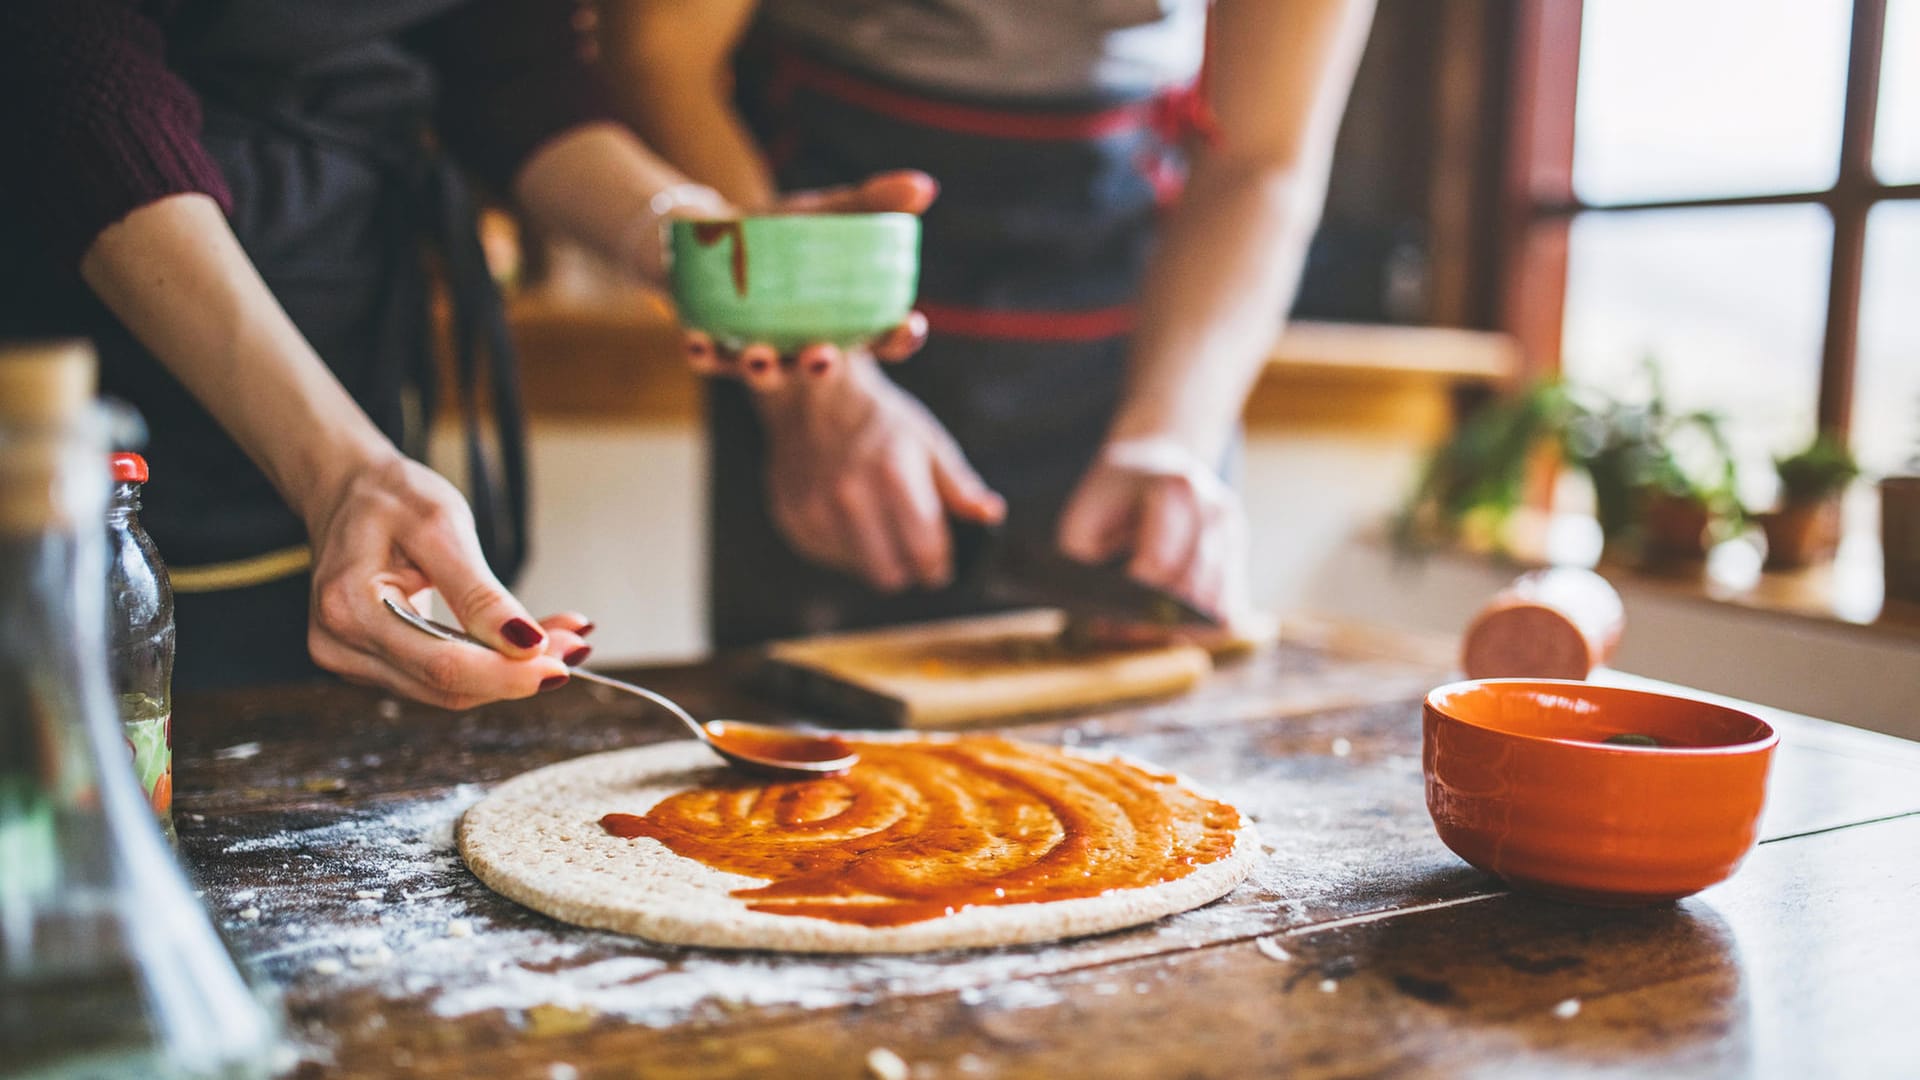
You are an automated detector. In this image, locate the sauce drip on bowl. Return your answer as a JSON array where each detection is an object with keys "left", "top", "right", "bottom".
[
  {"left": 692, "top": 220, "right": 749, "bottom": 297},
  {"left": 598, "top": 737, "right": 1242, "bottom": 927}
]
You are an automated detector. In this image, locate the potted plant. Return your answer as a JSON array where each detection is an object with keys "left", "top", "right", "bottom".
[
  {"left": 1582, "top": 383, "right": 1741, "bottom": 565},
  {"left": 1883, "top": 398, "right": 1920, "bottom": 605},
  {"left": 1394, "top": 360, "right": 1742, "bottom": 565},
  {"left": 1754, "top": 435, "right": 1857, "bottom": 570},
  {"left": 1390, "top": 378, "right": 1574, "bottom": 555}
]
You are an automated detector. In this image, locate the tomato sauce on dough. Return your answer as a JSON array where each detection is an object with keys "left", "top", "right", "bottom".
[{"left": 600, "top": 736, "right": 1241, "bottom": 927}]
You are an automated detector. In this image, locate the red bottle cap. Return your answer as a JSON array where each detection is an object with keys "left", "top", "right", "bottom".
[{"left": 110, "top": 452, "right": 149, "bottom": 484}]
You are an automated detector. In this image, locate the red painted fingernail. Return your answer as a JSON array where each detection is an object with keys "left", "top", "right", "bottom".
[
  {"left": 540, "top": 674, "right": 570, "bottom": 692},
  {"left": 564, "top": 645, "right": 592, "bottom": 667},
  {"left": 502, "top": 619, "right": 544, "bottom": 648},
  {"left": 577, "top": 622, "right": 596, "bottom": 637}
]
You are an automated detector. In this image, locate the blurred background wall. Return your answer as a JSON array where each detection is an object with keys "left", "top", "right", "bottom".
[{"left": 465, "top": 0, "right": 1920, "bottom": 739}]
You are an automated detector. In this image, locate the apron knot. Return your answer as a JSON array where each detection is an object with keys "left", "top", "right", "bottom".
[
  {"left": 1138, "top": 83, "right": 1216, "bottom": 207},
  {"left": 1149, "top": 83, "right": 1220, "bottom": 149}
]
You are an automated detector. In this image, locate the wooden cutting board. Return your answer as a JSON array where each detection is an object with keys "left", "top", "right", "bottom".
[{"left": 755, "top": 609, "right": 1214, "bottom": 728}]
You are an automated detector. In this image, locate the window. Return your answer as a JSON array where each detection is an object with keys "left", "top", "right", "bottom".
[{"left": 1503, "top": 0, "right": 1917, "bottom": 485}]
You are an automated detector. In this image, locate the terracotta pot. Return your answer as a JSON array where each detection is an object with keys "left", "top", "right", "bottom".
[
  {"left": 1756, "top": 497, "right": 1842, "bottom": 571},
  {"left": 1640, "top": 492, "right": 1713, "bottom": 561},
  {"left": 1883, "top": 476, "right": 1920, "bottom": 605}
]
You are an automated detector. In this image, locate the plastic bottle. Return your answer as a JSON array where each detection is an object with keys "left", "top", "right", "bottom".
[{"left": 107, "top": 451, "right": 175, "bottom": 828}]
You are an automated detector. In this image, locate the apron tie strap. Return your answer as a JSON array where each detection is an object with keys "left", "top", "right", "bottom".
[
  {"left": 171, "top": 75, "right": 534, "bottom": 589},
  {"left": 425, "top": 158, "right": 531, "bottom": 584}
]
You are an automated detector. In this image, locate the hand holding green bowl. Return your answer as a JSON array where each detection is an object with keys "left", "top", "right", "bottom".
[{"left": 668, "top": 213, "right": 921, "bottom": 354}]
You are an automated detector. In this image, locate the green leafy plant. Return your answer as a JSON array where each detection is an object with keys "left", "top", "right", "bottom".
[
  {"left": 1393, "top": 359, "right": 1741, "bottom": 555},
  {"left": 1773, "top": 434, "right": 1859, "bottom": 506},
  {"left": 1391, "top": 379, "right": 1570, "bottom": 552}
]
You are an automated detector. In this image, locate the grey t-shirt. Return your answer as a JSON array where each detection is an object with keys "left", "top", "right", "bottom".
[{"left": 760, "top": 0, "right": 1209, "bottom": 102}]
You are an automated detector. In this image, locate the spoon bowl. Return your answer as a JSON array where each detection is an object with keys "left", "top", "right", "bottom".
[{"left": 383, "top": 598, "right": 858, "bottom": 777}]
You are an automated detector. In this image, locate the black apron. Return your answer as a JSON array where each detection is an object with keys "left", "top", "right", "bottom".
[
  {"left": 80, "top": 3, "right": 529, "bottom": 691},
  {"left": 0, "top": 2, "right": 532, "bottom": 691},
  {"left": 709, "top": 40, "right": 1213, "bottom": 648}
]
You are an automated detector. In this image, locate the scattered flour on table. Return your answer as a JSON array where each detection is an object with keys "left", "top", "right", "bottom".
[
  {"left": 208, "top": 725, "right": 1448, "bottom": 1064},
  {"left": 956, "top": 981, "right": 1064, "bottom": 1011},
  {"left": 865, "top": 1047, "right": 911, "bottom": 1080},
  {"left": 215, "top": 785, "right": 1141, "bottom": 1037}
]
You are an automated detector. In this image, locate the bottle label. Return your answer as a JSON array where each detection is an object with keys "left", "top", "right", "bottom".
[{"left": 123, "top": 713, "right": 172, "bottom": 817}]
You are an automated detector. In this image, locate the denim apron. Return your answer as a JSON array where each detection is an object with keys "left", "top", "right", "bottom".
[
  {"left": 19, "top": 3, "right": 531, "bottom": 689},
  {"left": 709, "top": 42, "right": 1212, "bottom": 648}
]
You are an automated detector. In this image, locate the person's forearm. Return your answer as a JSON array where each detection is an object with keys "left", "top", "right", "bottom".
[
  {"left": 79, "top": 193, "right": 398, "bottom": 528},
  {"left": 601, "top": 0, "right": 776, "bottom": 210},
  {"left": 623, "top": 88, "right": 775, "bottom": 212},
  {"left": 1109, "top": 0, "right": 1375, "bottom": 463},
  {"left": 511, "top": 122, "right": 732, "bottom": 284},
  {"left": 1109, "top": 162, "right": 1324, "bottom": 461}
]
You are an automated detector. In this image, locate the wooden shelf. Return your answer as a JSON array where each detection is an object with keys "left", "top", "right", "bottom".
[
  {"left": 1265, "top": 321, "right": 1517, "bottom": 382},
  {"left": 1424, "top": 508, "right": 1920, "bottom": 643},
  {"left": 493, "top": 288, "right": 1518, "bottom": 434}
]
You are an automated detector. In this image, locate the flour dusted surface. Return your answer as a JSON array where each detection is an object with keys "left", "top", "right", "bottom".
[{"left": 187, "top": 692, "right": 1472, "bottom": 1069}]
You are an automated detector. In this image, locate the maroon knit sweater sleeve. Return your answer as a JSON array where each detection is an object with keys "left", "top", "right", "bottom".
[
  {"left": 0, "top": 0, "right": 232, "bottom": 272},
  {"left": 407, "top": 0, "right": 617, "bottom": 192}
]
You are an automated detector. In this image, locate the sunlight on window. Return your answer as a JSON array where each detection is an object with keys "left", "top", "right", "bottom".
[
  {"left": 1876, "top": 0, "right": 1920, "bottom": 182},
  {"left": 1573, "top": 0, "right": 1851, "bottom": 203},
  {"left": 1561, "top": 206, "right": 1832, "bottom": 501},
  {"left": 1856, "top": 203, "right": 1920, "bottom": 476}
]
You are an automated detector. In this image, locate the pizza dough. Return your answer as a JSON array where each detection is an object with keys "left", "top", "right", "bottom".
[{"left": 457, "top": 734, "right": 1259, "bottom": 953}]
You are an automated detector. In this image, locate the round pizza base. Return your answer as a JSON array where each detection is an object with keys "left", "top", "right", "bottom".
[{"left": 457, "top": 736, "right": 1260, "bottom": 953}]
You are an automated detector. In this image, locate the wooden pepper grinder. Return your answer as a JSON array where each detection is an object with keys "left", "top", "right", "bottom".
[{"left": 1461, "top": 567, "right": 1624, "bottom": 680}]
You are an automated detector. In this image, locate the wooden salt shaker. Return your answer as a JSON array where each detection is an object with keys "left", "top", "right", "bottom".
[{"left": 1460, "top": 567, "right": 1624, "bottom": 680}]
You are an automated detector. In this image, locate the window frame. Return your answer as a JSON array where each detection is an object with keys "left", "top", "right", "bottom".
[{"left": 1497, "top": 0, "right": 1918, "bottom": 438}]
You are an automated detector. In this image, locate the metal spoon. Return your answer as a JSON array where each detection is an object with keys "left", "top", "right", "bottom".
[{"left": 383, "top": 598, "right": 857, "bottom": 777}]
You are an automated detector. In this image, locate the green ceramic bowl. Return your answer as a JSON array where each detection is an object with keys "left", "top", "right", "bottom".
[{"left": 667, "top": 213, "right": 921, "bottom": 352}]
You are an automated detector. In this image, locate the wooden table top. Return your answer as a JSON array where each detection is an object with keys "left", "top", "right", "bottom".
[{"left": 174, "top": 621, "right": 1920, "bottom": 1079}]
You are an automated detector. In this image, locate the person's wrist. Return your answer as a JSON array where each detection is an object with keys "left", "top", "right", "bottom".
[
  {"left": 1098, "top": 434, "right": 1209, "bottom": 476},
  {"left": 1104, "top": 409, "right": 1222, "bottom": 465},
  {"left": 751, "top": 352, "right": 888, "bottom": 417},
  {"left": 292, "top": 433, "right": 407, "bottom": 536}
]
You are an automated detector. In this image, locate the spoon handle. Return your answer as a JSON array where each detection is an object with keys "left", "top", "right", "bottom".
[
  {"left": 565, "top": 669, "right": 707, "bottom": 740},
  {"left": 380, "top": 598, "right": 707, "bottom": 740}
]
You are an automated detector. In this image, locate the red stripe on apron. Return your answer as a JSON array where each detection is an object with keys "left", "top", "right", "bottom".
[
  {"left": 916, "top": 302, "right": 1138, "bottom": 341},
  {"left": 767, "top": 47, "right": 1219, "bottom": 341},
  {"left": 768, "top": 50, "right": 1158, "bottom": 141}
]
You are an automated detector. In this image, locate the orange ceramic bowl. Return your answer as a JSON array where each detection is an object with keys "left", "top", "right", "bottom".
[{"left": 1423, "top": 679, "right": 1777, "bottom": 906}]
